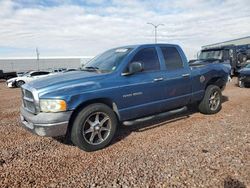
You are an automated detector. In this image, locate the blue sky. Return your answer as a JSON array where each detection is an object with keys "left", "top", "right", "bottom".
[{"left": 0, "top": 0, "right": 250, "bottom": 59}]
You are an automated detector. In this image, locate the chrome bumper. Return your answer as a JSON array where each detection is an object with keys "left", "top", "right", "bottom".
[{"left": 20, "top": 107, "right": 72, "bottom": 137}]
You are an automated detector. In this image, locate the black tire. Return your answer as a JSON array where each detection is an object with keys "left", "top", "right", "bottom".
[
  {"left": 16, "top": 80, "right": 25, "bottom": 87},
  {"left": 70, "top": 103, "right": 117, "bottom": 152},
  {"left": 198, "top": 85, "right": 222, "bottom": 114},
  {"left": 238, "top": 79, "right": 245, "bottom": 88},
  {"left": 238, "top": 54, "right": 247, "bottom": 65}
]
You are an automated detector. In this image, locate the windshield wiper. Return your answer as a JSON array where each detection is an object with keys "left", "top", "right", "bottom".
[
  {"left": 81, "top": 66, "right": 102, "bottom": 73},
  {"left": 84, "top": 66, "right": 99, "bottom": 70}
]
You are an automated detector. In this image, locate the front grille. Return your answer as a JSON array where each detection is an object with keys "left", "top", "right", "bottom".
[{"left": 22, "top": 88, "right": 36, "bottom": 114}]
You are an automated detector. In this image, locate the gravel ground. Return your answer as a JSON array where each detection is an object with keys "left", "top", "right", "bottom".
[{"left": 0, "top": 78, "right": 249, "bottom": 188}]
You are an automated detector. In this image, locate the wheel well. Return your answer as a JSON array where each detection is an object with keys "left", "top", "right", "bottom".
[
  {"left": 66, "top": 98, "right": 120, "bottom": 138},
  {"left": 206, "top": 77, "right": 225, "bottom": 89}
]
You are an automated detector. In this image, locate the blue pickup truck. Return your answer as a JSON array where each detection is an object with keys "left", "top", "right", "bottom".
[{"left": 20, "top": 44, "right": 230, "bottom": 151}]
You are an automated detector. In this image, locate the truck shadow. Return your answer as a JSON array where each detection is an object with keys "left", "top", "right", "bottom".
[
  {"left": 113, "top": 95, "right": 229, "bottom": 146},
  {"left": 53, "top": 95, "right": 229, "bottom": 148},
  {"left": 113, "top": 106, "right": 195, "bottom": 145}
]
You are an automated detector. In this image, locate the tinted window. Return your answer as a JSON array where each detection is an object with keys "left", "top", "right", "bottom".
[
  {"left": 39, "top": 71, "right": 50, "bottom": 75},
  {"left": 31, "top": 72, "right": 49, "bottom": 76},
  {"left": 223, "top": 50, "right": 230, "bottom": 60},
  {"left": 131, "top": 47, "right": 160, "bottom": 71},
  {"left": 161, "top": 47, "right": 183, "bottom": 70},
  {"left": 30, "top": 72, "right": 40, "bottom": 76}
]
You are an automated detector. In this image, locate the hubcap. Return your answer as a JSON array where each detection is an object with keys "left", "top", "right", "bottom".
[
  {"left": 209, "top": 91, "right": 220, "bottom": 111},
  {"left": 82, "top": 112, "right": 111, "bottom": 145}
]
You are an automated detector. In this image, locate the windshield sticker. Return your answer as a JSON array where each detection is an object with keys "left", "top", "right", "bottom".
[{"left": 115, "top": 48, "right": 128, "bottom": 53}]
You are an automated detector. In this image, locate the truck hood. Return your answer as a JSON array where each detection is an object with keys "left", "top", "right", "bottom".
[
  {"left": 190, "top": 59, "right": 231, "bottom": 68},
  {"left": 190, "top": 59, "right": 225, "bottom": 65},
  {"left": 26, "top": 71, "right": 108, "bottom": 93}
]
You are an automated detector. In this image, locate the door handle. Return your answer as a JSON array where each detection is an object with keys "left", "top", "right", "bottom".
[
  {"left": 182, "top": 74, "right": 190, "bottom": 78},
  {"left": 153, "top": 77, "right": 164, "bottom": 82}
]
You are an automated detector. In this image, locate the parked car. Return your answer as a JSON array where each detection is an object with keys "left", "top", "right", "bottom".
[
  {"left": 196, "top": 44, "right": 250, "bottom": 75},
  {"left": 63, "top": 68, "right": 79, "bottom": 72},
  {"left": 238, "top": 64, "right": 250, "bottom": 88},
  {"left": 6, "top": 71, "right": 30, "bottom": 88},
  {"left": 20, "top": 44, "right": 230, "bottom": 151},
  {"left": 48, "top": 68, "right": 67, "bottom": 73},
  {"left": 14, "top": 71, "right": 50, "bottom": 87},
  {"left": 0, "top": 70, "right": 17, "bottom": 80}
]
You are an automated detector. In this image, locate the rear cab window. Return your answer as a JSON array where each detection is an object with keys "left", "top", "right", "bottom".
[
  {"left": 130, "top": 47, "right": 160, "bottom": 72},
  {"left": 160, "top": 47, "right": 184, "bottom": 70}
]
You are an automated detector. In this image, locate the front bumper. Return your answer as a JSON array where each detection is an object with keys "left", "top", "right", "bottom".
[
  {"left": 20, "top": 107, "right": 73, "bottom": 137},
  {"left": 6, "top": 81, "right": 15, "bottom": 88}
]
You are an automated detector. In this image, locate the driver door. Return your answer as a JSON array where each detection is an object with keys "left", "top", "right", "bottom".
[{"left": 117, "top": 47, "right": 166, "bottom": 120}]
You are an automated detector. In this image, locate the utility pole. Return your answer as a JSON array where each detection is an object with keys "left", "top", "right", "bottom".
[
  {"left": 147, "top": 23, "right": 164, "bottom": 43},
  {"left": 36, "top": 47, "right": 40, "bottom": 70}
]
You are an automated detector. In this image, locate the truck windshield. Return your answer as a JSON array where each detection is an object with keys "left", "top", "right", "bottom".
[
  {"left": 199, "top": 50, "right": 223, "bottom": 60},
  {"left": 82, "top": 48, "right": 132, "bottom": 73},
  {"left": 245, "top": 64, "right": 250, "bottom": 68}
]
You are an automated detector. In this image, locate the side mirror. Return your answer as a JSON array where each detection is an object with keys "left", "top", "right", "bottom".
[{"left": 122, "top": 62, "right": 143, "bottom": 76}]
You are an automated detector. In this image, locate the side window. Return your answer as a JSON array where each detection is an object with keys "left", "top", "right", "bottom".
[
  {"left": 39, "top": 71, "right": 49, "bottom": 75},
  {"left": 161, "top": 47, "right": 184, "bottom": 70},
  {"left": 223, "top": 50, "right": 230, "bottom": 60},
  {"left": 130, "top": 47, "right": 160, "bottom": 72},
  {"left": 30, "top": 72, "right": 40, "bottom": 76}
]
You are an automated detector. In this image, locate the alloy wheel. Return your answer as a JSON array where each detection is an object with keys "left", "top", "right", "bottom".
[{"left": 82, "top": 112, "right": 111, "bottom": 145}]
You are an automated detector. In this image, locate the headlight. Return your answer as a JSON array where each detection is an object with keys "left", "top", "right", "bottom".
[{"left": 40, "top": 99, "right": 67, "bottom": 112}]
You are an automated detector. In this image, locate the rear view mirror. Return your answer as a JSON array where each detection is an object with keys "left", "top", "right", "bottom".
[{"left": 122, "top": 62, "right": 143, "bottom": 76}]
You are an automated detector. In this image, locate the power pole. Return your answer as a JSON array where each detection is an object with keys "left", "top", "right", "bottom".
[
  {"left": 36, "top": 47, "right": 40, "bottom": 70},
  {"left": 147, "top": 23, "right": 164, "bottom": 43}
]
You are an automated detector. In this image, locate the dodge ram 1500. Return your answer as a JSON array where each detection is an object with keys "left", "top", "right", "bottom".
[{"left": 20, "top": 44, "right": 230, "bottom": 151}]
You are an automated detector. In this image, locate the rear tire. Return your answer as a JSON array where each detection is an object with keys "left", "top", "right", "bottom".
[
  {"left": 16, "top": 80, "right": 25, "bottom": 87},
  {"left": 238, "top": 79, "right": 245, "bottom": 88},
  {"left": 70, "top": 103, "right": 117, "bottom": 152},
  {"left": 198, "top": 85, "right": 222, "bottom": 114}
]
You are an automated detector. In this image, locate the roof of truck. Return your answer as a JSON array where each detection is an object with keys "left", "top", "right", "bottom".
[{"left": 115, "top": 43, "right": 179, "bottom": 49}]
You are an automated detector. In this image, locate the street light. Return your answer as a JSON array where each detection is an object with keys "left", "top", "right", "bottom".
[
  {"left": 147, "top": 23, "right": 164, "bottom": 43},
  {"left": 36, "top": 47, "right": 40, "bottom": 70}
]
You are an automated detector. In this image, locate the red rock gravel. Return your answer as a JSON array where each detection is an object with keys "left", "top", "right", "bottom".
[{"left": 0, "top": 79, "right": 249, "bottom": 187}]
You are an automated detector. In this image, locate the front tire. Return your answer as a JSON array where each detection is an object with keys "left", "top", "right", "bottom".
[
  {"left": 238, "top": 79, "right": 245, "bottom": 88},
  {"left": 198, "top": 85, "right": 222, "bottom": 114},
  {"left": 16, "top": 80, "right": 25, "bottom": 87},
  {"left": 70, "top": 103, "right": 118, "bottom": 152}
]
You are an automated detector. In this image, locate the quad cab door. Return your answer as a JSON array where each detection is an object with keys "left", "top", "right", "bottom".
[{"left": 158, "top": 46, "right": 192, "bottom": 111}]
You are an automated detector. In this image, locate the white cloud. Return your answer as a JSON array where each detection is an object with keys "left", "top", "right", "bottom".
[{"left": 0, "top": 0, "right": 249, "bottom": 59}]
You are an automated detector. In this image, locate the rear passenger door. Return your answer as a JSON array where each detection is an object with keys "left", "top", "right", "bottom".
[{"left": 159, "top": 46, "right": 192, "bottom": 110}]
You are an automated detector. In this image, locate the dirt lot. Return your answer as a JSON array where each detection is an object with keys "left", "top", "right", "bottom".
[{"left": 0, "top": 79, "right": 249, "bottom": 187}]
